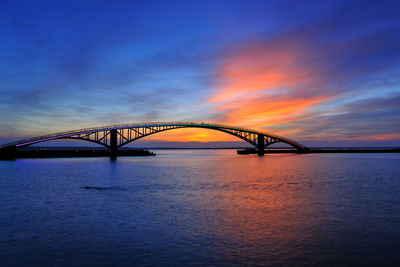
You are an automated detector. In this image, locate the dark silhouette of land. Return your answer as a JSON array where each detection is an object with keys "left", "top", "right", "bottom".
[
  {"left": 237, "top": 147, "right": 400, "bottom": 154},
  {"left": 0, "top": 148, "right": 155, "bottom": 160}
]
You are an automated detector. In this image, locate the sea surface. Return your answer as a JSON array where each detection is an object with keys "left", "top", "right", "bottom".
[{"left": 1, "top": 150, "right": 400, "bottom": 266}]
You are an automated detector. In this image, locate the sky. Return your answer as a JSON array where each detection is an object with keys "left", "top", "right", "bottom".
[{"left": 1, "top": 0, "right": 400, "bottom": 147}]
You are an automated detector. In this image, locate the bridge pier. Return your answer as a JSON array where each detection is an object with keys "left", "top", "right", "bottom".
[
  {"left": 110, "top": 129, "right": 118, "bottom": 159},
  {"left": 257, "top": 134, "right": 264, "bottom": 156}
]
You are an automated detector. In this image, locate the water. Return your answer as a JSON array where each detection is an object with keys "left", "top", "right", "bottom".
[{"left": 1, "top": 150, "right": 400, "bottom": 266}]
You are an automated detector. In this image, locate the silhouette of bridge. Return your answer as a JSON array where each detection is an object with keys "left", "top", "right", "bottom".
[{"left": 0, "top": 122, "right": 307, "bottom": 156}]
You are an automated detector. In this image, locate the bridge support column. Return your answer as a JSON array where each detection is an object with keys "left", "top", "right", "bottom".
[
  {"left": 110, "top": 129, "right": 118, "bottom": 159},
  {"left": 257, "top": 134, "right": 264, "bottom": 156}
]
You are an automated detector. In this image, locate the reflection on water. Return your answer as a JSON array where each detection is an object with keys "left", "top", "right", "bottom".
[{"left": 1, "top": 150, "right": 400, "bottom": 266}]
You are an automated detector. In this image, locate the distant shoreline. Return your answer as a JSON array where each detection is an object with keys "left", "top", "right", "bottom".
[
  {"left": 237, "top": 147, "right": 400, "bottom": 154},
  {"left": 0, "top": 148, "right": 155, "bottom": 159},
  {"left": 1, "top": 146, "right": 399, "bottom": 160}
]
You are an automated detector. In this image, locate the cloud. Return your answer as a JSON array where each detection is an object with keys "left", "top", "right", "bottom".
[
  {"left": 290, "top": 94, "right": 400, "bottom": 140},
  {"left": 204, "top": 1, "right": 400, "bottom": 143}
]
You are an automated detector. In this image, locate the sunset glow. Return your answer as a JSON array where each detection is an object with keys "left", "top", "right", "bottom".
[
  {"left": 143, "top": 128, "right": 238, "bottom": 142},
  {"left": 1, "top": 1, "right": 399, "bottom": 146}
]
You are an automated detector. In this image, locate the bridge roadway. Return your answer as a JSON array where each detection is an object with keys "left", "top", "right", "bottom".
[{"left": 0, "top": 121, "right": 307, "bottom": 157}]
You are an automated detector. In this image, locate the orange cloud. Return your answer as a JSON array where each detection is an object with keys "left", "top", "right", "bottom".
[
  {"left": 210, "top": 42, "right": 316, "bottom": 103},
  {"left": 208, "top": 41, "right": 333, "bottom": 136},
  {"left": 368, "top": 133, "right": 400, "bottom": 141},
  {"left": 219, "top": 95, "right": 329, "bottom": 127}
]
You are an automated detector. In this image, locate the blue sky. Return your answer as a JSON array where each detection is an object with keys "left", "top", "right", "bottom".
[{"left": 1, "top": 0, "right": 400, "bottom": 146}]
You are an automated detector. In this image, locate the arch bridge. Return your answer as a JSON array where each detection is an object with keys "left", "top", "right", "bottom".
[{"left": 0, "top": 122, "right": 307, "bottom": 155}]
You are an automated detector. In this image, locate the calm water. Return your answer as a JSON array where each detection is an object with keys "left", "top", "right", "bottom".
[{"left": 1, "top": 150, "right": 400, "bottom": 266}]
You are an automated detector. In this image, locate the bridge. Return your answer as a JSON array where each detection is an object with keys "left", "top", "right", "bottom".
[{"left": 0, "top": 122, "right": 307, "bottom": 156}]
